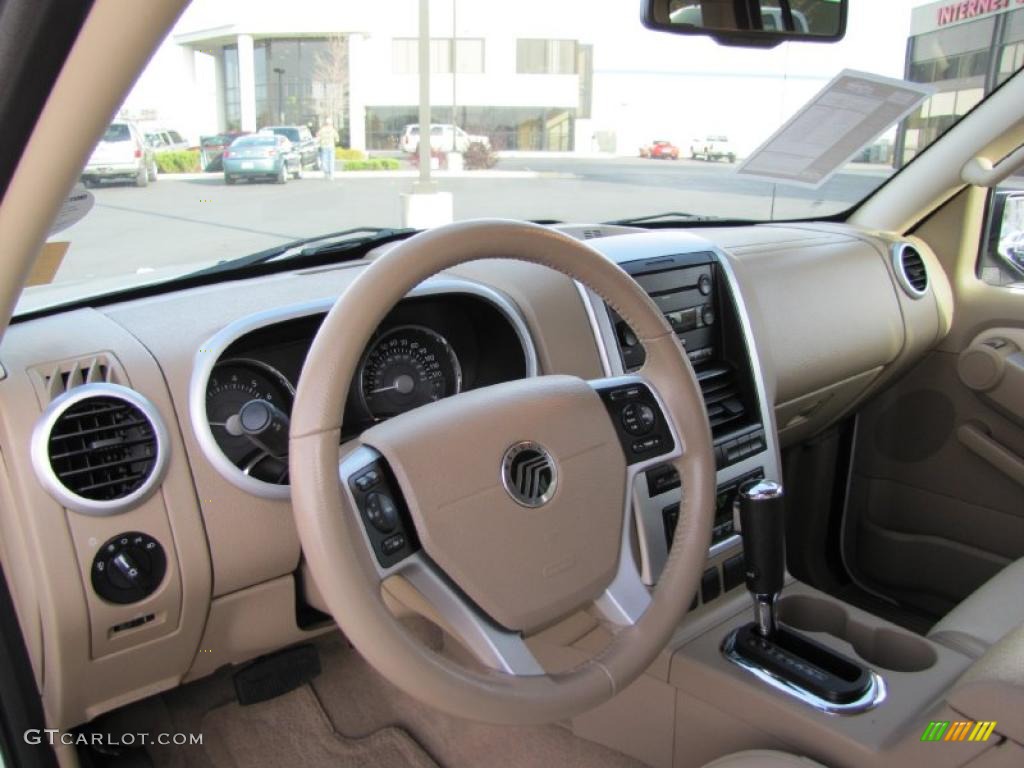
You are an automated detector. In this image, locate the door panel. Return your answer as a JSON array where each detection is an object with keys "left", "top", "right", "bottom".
[{"left": 843, "top": 186, "right": 1024, "bottom": 619}]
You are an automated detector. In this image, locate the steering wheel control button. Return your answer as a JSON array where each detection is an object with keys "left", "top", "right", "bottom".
[
  {"left": 365, "top": 492, "right": 399, "bottom": 533},
  {"left": 500, "top": 441, "right": 557, "bottom": 508},
  {"left": 91, "top": 532, "right": 166, "bottom": 604},
  {"left": 353, "top": 469, "right": 379, "bottom": 492},
  {"left": 608, "top": 385, "right": 641, "bottom": 401},
  {"left": 347, "top": 459, "right": 419, "bottom": 568},
  {"left": 597, "top": 382, "right": 674, "bottom": 464},
  {"left": 381, "top": 533, "right": 406, "bottom": 556},
  {"left": 620, "top": 402, "right": 656, "bottom": 435}
]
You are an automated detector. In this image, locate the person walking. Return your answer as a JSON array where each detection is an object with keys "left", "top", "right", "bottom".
[{"left": 317, "top": 118, "right": 339, "bottom": 180}]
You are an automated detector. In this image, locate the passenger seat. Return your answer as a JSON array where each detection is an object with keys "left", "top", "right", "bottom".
[{"left": 927, "top": 557, "right": 1024, "bottom": 658}]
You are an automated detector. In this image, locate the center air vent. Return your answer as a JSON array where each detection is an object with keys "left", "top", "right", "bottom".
[
  {"left": 893, "top": 243, "right": 928, "bottom": 298},
  {"left": 698, "top": 364, "right": 747, "bottom": 437},
  {"left": 31, "top": 384, "right": 169, "bottom": 515}
]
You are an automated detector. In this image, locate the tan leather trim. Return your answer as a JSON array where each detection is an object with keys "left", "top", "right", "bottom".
[{"left": 289, "top": 220, "right": 714, "bottom": 724}]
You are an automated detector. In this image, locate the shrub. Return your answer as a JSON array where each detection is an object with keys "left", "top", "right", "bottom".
[
  {"left": 154, "top": 150, "right": 201, "bottom": 173},
  {"left": 342, "top": 158, "right": 400, "bottom": 171},
  {"left": 464, "top": 142, "right": 498, "bottom": 170},
  {"left": 335, "top": 147, "right": 365, "bottom": 162}
]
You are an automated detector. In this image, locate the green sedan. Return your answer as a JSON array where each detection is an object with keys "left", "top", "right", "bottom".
[{"left": 223, "top": 133, "right": 301, "bottom": 185}]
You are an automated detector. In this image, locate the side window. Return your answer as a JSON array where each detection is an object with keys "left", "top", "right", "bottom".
[
  {"left": 980, "top": 179, "right": 1024, "bottom": 287},
  {"left": 168, "top": 131, "right": 184, "bottom": 143}
]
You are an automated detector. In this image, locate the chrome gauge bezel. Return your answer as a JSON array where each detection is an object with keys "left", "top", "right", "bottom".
[
  {"left": 357, "top": 324, "right": 463, "bottom": 422},
  {"left": 190, "top": 278, "right": 539, "bottom": 500}
]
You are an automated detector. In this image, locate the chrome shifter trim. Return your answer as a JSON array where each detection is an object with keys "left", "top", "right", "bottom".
[{"left": 721, "top": 628, "right": 887, "bottom": 716}]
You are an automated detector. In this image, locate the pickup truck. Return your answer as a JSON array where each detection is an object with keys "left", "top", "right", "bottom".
[{"left": 690, "top": 135, "right": 736, "bottom": 163}]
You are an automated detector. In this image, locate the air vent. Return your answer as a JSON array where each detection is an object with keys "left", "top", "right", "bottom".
[
  {"left": 31, "top": 384, "right": 168, "bottom": 515},
  {"left": 893, "top": 243, "right": 928, "bottom": 298},
  {"left": 697, "top": 364, "right": 747, "bottom": 436},
  {"left": 30, "top": 354, "right": 126, "bottom": 403},
  {"left": 582, "top": 228, "right": 605, "bottom": 240}
]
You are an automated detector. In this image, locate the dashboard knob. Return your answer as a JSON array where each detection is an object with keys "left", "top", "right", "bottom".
[
  {"left": 239, "top": 398, "right": 291, "bottom": 458},
  {"left": 91, "top": 532, "right": 166, "bottom": 604}
]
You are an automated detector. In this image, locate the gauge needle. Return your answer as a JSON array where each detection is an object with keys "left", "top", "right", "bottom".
[{"left": 371, "top": 374, "right": 415, "bottom": 395}]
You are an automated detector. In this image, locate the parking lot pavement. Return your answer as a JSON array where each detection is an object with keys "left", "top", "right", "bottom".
[{"left": 48, "top": 157, "right": 890, "bottom": 284}]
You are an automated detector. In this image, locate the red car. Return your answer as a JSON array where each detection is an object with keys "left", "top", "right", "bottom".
[{"left": 641, "top": 140, "right": 680, "bottom": 159}]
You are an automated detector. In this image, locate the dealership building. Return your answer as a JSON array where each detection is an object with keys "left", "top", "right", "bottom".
[
  {"left": 898, "top": 0, "right": 1024, "bottom": 163},
  {"left": 151, "top": 1, "right": 593, "bottom": 152}
]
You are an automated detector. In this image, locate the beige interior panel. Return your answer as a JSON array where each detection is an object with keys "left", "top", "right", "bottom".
[
  {"left": 669, "top": 582, "right": 978, "bottom": 768},
  {"left": 0, "top": 309, "right": 210, "bottom": 728},
  {"left": 184, "top": 575, "right": 333, "bottom": 682},
  {"left": 845, "top": 183, "right": 1024, "bottom": 616},
  {"left": 706, "top": 230, "right": 904, "bottom": 403}
]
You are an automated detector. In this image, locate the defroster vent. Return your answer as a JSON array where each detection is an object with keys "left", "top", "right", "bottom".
[{"left": 31, "top": 384, "right": 169, "bottom": 515}]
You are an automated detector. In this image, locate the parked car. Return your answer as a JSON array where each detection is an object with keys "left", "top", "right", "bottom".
[
  {"left": 143, "top": 128, "right": 190, "bottom": 152},
  {"left": 690, "top": 135, "right": 736, "bottom": 162},
  {"left": 262, "top": 125, "right": 319, "bottom": 170},
  {"left": 199, "top": 131, "right": 249, "bottom": 171},
  {"left": 81, "top": 120, "right": 157, "bottom": 187},
  {"left": 223, "top": 133, "right": 301, "bottom": 184},
  {"left": 641, "top": 140, "right": 680, "bottom": 159},
  {"left": 400, "top": 123, "right": 491, "bottom": 154}
]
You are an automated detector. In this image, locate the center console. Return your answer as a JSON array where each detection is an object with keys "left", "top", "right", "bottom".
[{"left": 577, "top": 233, "right": 780, "bottom": 594}]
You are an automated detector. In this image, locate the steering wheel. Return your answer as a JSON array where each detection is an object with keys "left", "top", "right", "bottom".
[{"left": 289, "top": 220, "right": 715, "bottom": 725}]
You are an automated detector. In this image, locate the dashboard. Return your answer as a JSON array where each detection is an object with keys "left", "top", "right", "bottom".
[
  {"left": 0, "top": 222, "right": 952, "bottom": 729},
  {"left": 192, "top": 285, "right": 534, "bottom": 496}
]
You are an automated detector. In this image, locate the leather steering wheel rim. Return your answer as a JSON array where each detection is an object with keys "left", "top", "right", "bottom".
[{"left": 289, "top": 219, "right": 715, "bottom": 725}]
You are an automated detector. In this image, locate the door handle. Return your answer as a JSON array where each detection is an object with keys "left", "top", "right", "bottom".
[{"left": 957, "top": 424, "right": 1024, "bottom": 489}]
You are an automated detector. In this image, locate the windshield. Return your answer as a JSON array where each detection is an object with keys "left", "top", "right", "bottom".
[
  {"left": 102, "top": 124, "right": 131, "bottom": 142},
  {"left": 23, "top": 0, "right": 1024, "bottom": 314},
  {"left": 270, "top": 127, "right": 301, "bottom": 142}
]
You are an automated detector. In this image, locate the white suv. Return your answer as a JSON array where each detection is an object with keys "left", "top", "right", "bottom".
[
  {"left": 82, "top": 120, "right": 157, "bottom": 187},
  {"left": 400, "top": 123, "right": 491, "bottom": 153}
]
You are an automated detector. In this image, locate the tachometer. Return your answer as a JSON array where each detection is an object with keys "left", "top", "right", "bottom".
[
  {"left": 206, "top": 359, "right": 294, "bottom": 484},
  {"left": 359, "top": 326, "right": 462, "bottom": 420}
]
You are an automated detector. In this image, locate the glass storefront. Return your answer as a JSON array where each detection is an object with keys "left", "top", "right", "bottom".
[
  {"left": 899, "top": 7, "right": 1024, "bottom": 165},
  {"left": 223, "top": 37, "right": 347, "bottom": 137},
  {"left": 364, "top": 106, "right": 576, "bottom": 151}
]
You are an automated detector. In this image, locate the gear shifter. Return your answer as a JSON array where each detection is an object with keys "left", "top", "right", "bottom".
[
  {"left": 737, "top": 478, "right": 785, "bottom": 637},
  {"left": 722, "top": 477, "right": 883, "bottom": 713}
]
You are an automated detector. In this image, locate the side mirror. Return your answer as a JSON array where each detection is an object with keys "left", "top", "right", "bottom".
[
  {"left": 993, "top": 191, "right": 1024, "bottom": 278},
  {"left": 641, "top": 0, "right": 848, "bottom": 48}
]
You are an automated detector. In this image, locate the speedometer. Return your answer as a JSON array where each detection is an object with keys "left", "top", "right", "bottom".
[{"left": 359, "top": 326, "right": 462, "bottom": 420}]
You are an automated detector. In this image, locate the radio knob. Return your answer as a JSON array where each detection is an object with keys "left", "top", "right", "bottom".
[{"left": 701, "top": 305, "right": 715, "bottom": 326}]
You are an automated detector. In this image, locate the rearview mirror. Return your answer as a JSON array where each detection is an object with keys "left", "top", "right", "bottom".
[{"left": 641, "top": 0, "right": 848, "bottom": 48}]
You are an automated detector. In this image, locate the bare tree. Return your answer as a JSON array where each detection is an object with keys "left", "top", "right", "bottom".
[{"left": 313, "top": 34, "right": 348, "bottom": 136}]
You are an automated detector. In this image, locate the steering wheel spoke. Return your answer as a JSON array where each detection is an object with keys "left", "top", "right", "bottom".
[
  {"left": 397, "top": 556, "right": 546, "bottom": 675},
  {"left": 339, "top": 444, "right": 545, "bottom": 675},
  {"left": 588, "top": 375, "right": 683, "bottom": 628}
]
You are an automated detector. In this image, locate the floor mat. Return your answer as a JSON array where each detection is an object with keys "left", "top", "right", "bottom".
[
  {"left": 310, "top": 632, "right": 647, "bottom": 768},
  {"left": 200, "top": 684, "right": 438, "bottom": 768}
]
